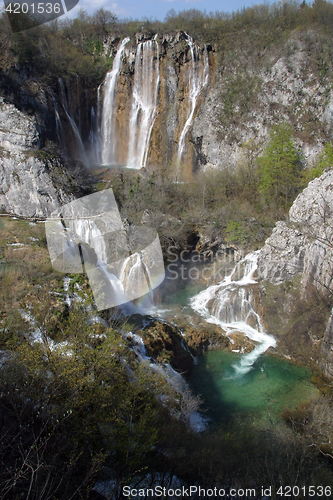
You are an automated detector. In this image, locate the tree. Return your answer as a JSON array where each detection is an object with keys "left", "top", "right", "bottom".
[
  {"left": 258, "top": 124, "right": 302, "bottom": 207},
  {"left": 91, "top": 8, "right": 117, "bottom": 37},
  {"left": 304, "top": 142, "right": 333, "bottom": 182}
]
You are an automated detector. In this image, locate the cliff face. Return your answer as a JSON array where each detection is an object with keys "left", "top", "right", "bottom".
[
  {"left": 192, "top": 31, "right": 333, "bottom": 172},
  {"left": 257, "top": 169, "right": 333, "bottom": 375},
  {"left": 3, "top": 29, "right": 332, "bottom": 184},
  {"left": 106, "top": 32, "right": 212, "bottom": 178},
  {"left": 0, "top": 97, "right": 72, "bottom": 217},
  {"left": 257, "top": 169, "right": 333, "bottom": 288},
  {"left": 103, "top": 29, "right": 333, "bottom": 176}
]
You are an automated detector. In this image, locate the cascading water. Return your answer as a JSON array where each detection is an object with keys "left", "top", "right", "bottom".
[
  {"left": 76, "top": 74, "right": 81, "bottom": 134},
  {"left": 176, "top": 34, "right": 209, "bottom": 178},
  {"left": 127, "top": 37, "right": 160, "bottom": 170},
  {"left": 51, "top": 94, "right": 64, "bottom": 150},
  {"left": 58, "top": 77, "right": 89, "bottom": 167},
  {"left": 100, "top": 37, "right": 130, "bottom": 165},
  {"left": 190, "top": 251, "right": 276, "bottom": 377},
  {"left": 88, "top": 106, "right": 100, "bottom": 164}
]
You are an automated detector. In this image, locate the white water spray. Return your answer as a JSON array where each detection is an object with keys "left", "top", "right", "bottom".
[
  {"left": 100, "top": 37, "right": 130, "bottom": 165},
  {"left": 190, "top": 251, "right": 276, "bottom": 377},
  {"left": 127, "top": 38, "right": 160, "bottom": 170},
  {"left": 176, "top": 34, "right": 209, "bottom": 178}
]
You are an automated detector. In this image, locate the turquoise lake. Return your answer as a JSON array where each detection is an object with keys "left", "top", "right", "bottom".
[{"left": 189, "top": 349, "right": 319, "bottom": 428}]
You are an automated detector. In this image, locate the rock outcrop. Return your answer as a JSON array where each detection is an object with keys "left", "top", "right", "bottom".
[
  {"left": 257, "top": 169, "right": 333, "bottom": 376},
  {"left": 0, "top": 97, "right": 72, "bottom": 217},
  {"left": 257, "top": 169, "right": 333, "bottom": 290},
  {"left": 192, "top": 33, "right": 332, "bottom": 172}
]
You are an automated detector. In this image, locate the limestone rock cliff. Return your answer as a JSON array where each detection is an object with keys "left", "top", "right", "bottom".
[
  {"left": 102, "top": 29, "right": 333, "bottom": 177},
  {"left": 257, "top": 169, "right": 333, "bottom": 289},
  {"left": 257, "top": 169, "right": 333, "bottom": 375},
  {"left": 192, "top": 36, "right": 332, "bottom": 171},
  {"left": 0, "top": 97, "right": 72, "bottom": 217}
]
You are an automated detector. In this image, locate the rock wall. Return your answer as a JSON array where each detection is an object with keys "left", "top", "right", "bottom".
[
  {"left": 0, "top": 97, "right": 72, "bottom": 217},
  {"left": 257, "top": 169, "right": 333, "bottom": 376},
  {"left": 106, "top": 32, "right": 212, "bottom": 178},
  {"left": 192, "top": 32, "right": 333, "bottom": 172}
]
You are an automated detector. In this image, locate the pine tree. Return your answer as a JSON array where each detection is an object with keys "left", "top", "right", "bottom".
[{"left": 258, "top": 124, "right": 302, "bottom": 207}]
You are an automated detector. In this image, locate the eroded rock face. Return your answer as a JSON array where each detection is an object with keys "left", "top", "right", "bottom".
[
  {"left": 257, "top": 169, "right": 333, "bottom": 376},
  {"left": 0, "top": 97, "right": 71, "bottom": 217},
  {"left": 192, "top": 35, "right": 332, "bottom": 172},
  {"left": 257, "top": 169, "right": 333, "bottom": 290},
  {"left": 257, "top": 221, "right": 306, "bottom": 283},
  {"left": 100, "top": 30, "right": 333, "bottom": 178},
  {"left": 321, "top": 311, "right": 333, "bottom": 378}
]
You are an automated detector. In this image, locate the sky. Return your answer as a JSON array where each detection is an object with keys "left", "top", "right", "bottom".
[{"left": 66, "top": 0, "right": 262, "bottom": 21}]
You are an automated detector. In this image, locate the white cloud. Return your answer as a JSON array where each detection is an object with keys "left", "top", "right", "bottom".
[
  {"left": 68, "top": 0, "right": 131, "bottom": 17},
  {"left": 110, "top": 2, "right": 131, "bottom": 16}
]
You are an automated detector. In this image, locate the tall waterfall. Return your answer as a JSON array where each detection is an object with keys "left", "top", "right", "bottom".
[
  {"left": 127, "top": 38, "right": 160, "bottom": 170},
  {"left": 176, "top": 34, "right": 209, "bottom": 177},
  {"left": 191, "top": 252, "right": 276, "bottom": 377},
  {"left": 58, "top": 77, "right": 89, "bottom": 167},
  {"left": 100, "top": 37, "right": 130, "bottom": 165}
]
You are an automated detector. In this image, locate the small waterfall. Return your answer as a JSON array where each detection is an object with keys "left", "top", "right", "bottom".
[
  {"left": 176, "top": 34, "right": 209, "bottom": 178},
  {"left": 89, "top": 106, "right": 100, "bottom": 164},
  {"left": 58, "top": 77, "right": 89, "bottom": 167},
  {"left": 51, "top": 94, "right": 64, "bottom": 150},
  {"left": 127, "top": 37, "right": 160, "bottom": 170},
  {"left": 97, "top": 83, "right": 102, "bottom": 140},
  {"left": 76, "top": 74, "right": 81, "bottom": 134},
  {"left": 191, "top": 252, "right": 276, "bottom": 377},
  {"left": 100, "top": 37, "right": 130, "bottom": 165}
]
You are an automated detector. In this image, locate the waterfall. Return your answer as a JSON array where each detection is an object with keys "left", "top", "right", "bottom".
[
  {"left": 58, "top": 77, "right": 89, "bottom": 167},
  {"left": 190, "top": 251, "right": 276, "bottom": 377},
  {"left": 127, "top": 37, "right": 160, "bottom": 170},
  {"left": 76, "top": 74, "right": 81, "bottom": 134},
  {"left": 100, "top": 37, "right": 130, "bottom": 165},
  {"left": 97, "top": 83, "right": 102, "bottom": 141},
  {"left": 176, "top": 34, "right": 209, "bottom": 178},
  {"left": 88, "top": 106, "right": 100, "bottom": 164},
  {"left": 51, "top": 94, "right": 64, "bottom": 150}
]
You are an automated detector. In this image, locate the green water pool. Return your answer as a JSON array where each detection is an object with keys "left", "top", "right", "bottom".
[{"left": 189, "top": 349, "right": 320, "bottom": 428}]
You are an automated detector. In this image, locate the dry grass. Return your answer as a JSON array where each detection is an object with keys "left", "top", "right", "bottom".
[{"left": 0, "top": 218, "right": 66, "bottom": 347}]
